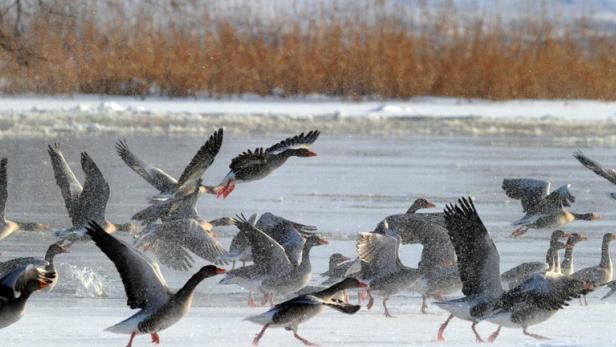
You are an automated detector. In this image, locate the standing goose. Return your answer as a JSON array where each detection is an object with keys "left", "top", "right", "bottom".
[
  {"left": 85, "top": 221, "right": 225, "bottom": 347},
  {"left": 216, "top": 130, "right": 320, "bottom": 198},
  {"left": 247, "top": 278, "right": 365, "bottom": 346},
  {"left": 436, "top": 197, "right": 591, "bottom": 342},
  {"left": 0, "top": 264, "right": 56, "bottom": 329},
  {"left": 47, "top": 144, "right": 135, "bottom": 241},
  {"left": 571, "top": 232, "right": 616, "bottom": 305},
  {"left": 0, "top": 158, "right": 48, "bottom": 242},
  {"left": 357, "top": 227, "right": 421, "bottom": 318},
  {"left": 116, "top": 128, "right": 223, "bottom": 204},
  {"left": 502, "top": 178, "right": 599, "bottom": 237},
  {"left": 0, "top": 241, "right": 70, "bottom": 291},
  {"left": 561, "top": 233, "right": 588, "bottom": 276},
  {"left": 573, "top": 150, "right": 616, "bottom": 199},
  {"left": 500, "top": 230, "right": 569, "bottom": 290},
  {"left": 320, "top": 253, "right": 353, "bottom": 286}
]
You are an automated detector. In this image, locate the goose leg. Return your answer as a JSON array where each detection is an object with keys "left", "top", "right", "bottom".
[
  {"left": 383, "top": 298, "right": 396, "bottom": 318},
  {"left": 248, "top": 291, "right": 257, "bottom": 307},
  {"left": 232, "top": 261, "right": 236, "bottom": 270},
  {"left": 150, "top": 332, "right": 160, "bottom": 344},
  {"left": 343, "top": 289, "right": 349, "bottom": 303},
  {"left": 127, "top": 332, "right": 137, "bottom": 347},
  {"left": 218, "top": 181, "right": 236, "bottom": 199},
  {"left": 252, "top": 324, "right": 269, "bottom": 346},
  {"left": 367, "top": 291, "right": 374, "bottom": 310},
  {"left": 269, "top": 293, "right": 275, "bottom": 306},
  {"left": 260, "top": 291, "right": 270, "bottom": 306},
  {"left": 511, "top": 227, "right": 528, "bottom": 237},
  {"left": 523, "top": 327, "right": 549, "bottom": 340},
  {"left": 487, "top": 326, "right": 501, "bottom": 343},
  {"left": 436, "top": 314, "right": 454, "bottom": 341},
  {"left": 293, "top": 331, "right": 320, "bottom": 346},
  {"left": 583, "top": 295, "right": 588, "bottom": 306},
  {"left": 471, "top": 321, "right": 484, "bottom": 342},
  {"left": 420, "top": 295, "right": 428, "bottom": 314}
]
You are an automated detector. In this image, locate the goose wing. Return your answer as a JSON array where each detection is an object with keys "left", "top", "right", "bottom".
[
  {"left": 86, "top": 222, "right": 170, "bottom": 310},
  {"left": 444, "top": 197, "right": 503, "bottom": 297},
  {"left": 0, "top": 158, "right": 7, "bottom": 218},
  {"left": 357, "top": 232, "right": 400, "bottom": 277},
  {"left": 256, "top": 212, "right": 318, "bottom": 234},
  {"left": 47, "top": 143, "right": 83, "bottom": 225},
  {"left": 229, "top": 148, "right": 268, "bottom": 172},
  {"left": 574, "top": 150, "right": 616, "bottom": 185},
  {"left": 502, "top": 178, "right": 550, "bottom": 213},
  {"left": 115, "top": 139, "right": 178, "bottom": 192},
  {"left": 176, "top": 128, "right": 223, "bottom": 188},
  {"left": 533, "top": 184, "right": 575, "bottom": 213},
  {"left": 233, "top": 214, "right": 292, "bottom": 273},
  {"left": 265, "top": 130, "right": 320, "bottom": 154},
  {"left": 78, "top": 153, "right": 110, "bottom": 223}
]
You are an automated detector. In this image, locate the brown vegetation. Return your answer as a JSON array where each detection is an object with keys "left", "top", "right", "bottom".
[{"left": 0, "top": 1, "right": 615, "bottom": 99}]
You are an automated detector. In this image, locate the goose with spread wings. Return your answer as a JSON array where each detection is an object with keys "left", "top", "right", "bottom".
[
  {"left": 502, "top": 178, "right": 599, "bottom": 237},
  {"left": 357, "top": 223, "right": 421, "bottom": 317},
  {"left": 117, "top": 128, "right": 223, "bottom": 208},
  {"left": 0, "top": 158, "right": 49, "bottom": 242},
  {"left": 216, "top": 130, "right": 319, "bottom": 198},
  {"left": 435, "top": 197, "right": 591, "bottom": 342},
  {"left": 47, "top": 144, "right": 135, "bottom": 242},
  {"left": 86, "top": 221, "right": 225, "bottom": 347}
]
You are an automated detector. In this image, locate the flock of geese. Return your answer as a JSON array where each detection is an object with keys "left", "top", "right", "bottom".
[{"left": 1, "top": 127, "right": 616, "bottom": 346}]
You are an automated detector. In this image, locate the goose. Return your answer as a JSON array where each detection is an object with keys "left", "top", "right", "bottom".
[
  {"left": 573, "top": 150, "right": 616, "bottom": 199},
  {"left": 85, "top": 221, "right": 225, "bottom": 347},
  {"left": 601, "top": 280, "right": 616, "bottom": 300},
  {"left": 47, "top": 144, "right": 135, "bottom": 241},
  {"left": 0, "top": 241, "right": 70, "bottom": 291},
  {"left": 561, "top": 233, "right": 587, "bottom": 276},
  {"left": 320, "top": 253, "right": 353, "bottom": 285},
  {"left": 571, "top": 232, "right": 616, "bottom": 305},
  {"left": 216, "top": 130, "right": 320, "bottom": 198},
  {"left": 357, "top": 226, "right": 421, "bottom": 317},
  {"left": 0, "top": 158, "right": 49, "bottom": 242},
  {"left": 435, "top": 197, "right": 591, "bottom": 342},
  {"left": 222, "top": 214, "right": 327, "bottom": 307},
  {"left": 500, "top": 230, "right": 569, "bottom": 289},
  {"left": 502, "top": 178, "right": 599, "bottom": 237},
  {"left": 224, "top": 212, "right": 317, "bottom": 267},
  {"left": 247, "top": 277, "right": 365, "bottom": 346},
  {"left": 116, "top": 128, "right": 223, "bottom": 204},
  {"left": 0, "top": 264, "right": 56, "bottom": 329}
]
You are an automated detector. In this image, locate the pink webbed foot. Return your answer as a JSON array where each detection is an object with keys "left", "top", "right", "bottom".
[
  {"left": 151, "top": 332, "right": 160, "bottom": 344},
  {"left": 436, "top": 314, "right": 453, "bottom": 342},
  {"left": 216, "top": 181, "right": 236, "bottom": 199},
  {"left": 248, "top": 291, "right": 257, "bottom": 308}
]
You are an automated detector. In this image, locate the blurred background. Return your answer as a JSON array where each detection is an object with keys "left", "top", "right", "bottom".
[{"left": 0, "top": 0, "right": 615, "bottom": 99}]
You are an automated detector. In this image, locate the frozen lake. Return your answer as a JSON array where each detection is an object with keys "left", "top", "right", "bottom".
[{"left": 2, "top": 116, "right": 616, "bottom": 345}]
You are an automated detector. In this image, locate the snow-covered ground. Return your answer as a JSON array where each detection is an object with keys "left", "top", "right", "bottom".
[{"left": 3, "top": 95, "right": 616, "bottom": 139}]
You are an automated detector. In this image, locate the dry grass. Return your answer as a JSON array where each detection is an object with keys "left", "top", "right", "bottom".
[{"left": 1, "top": 1, "right": 616, "bottom": 99}]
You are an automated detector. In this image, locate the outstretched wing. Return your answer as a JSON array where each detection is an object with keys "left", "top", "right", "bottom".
[
  {"left": 78, "top": 152, "right": 110, "bottom": 224},
  {"left": 444, "top": 197, "right": 503, "bottom": 297},
  {"left": 266, "top": 130, "right": 320, "bottom": 154},
  {"left": 176, "top": 128, "right": 223, "bottom": 188},
  {"left": 115, "top": 139, "right": 178, "bottom": 192},
  {"left": 356, "top": 232, "right": 400, "bottom": 277},
  {"left": 533, "top": 184, "right": 575, "bottom": 213},
  {"left": 233, "top": 214, "right": 291, "bottom": 273},
  {"left": 574, "top": 150, "right": 616, "bottom": 185},
  {"left": 47, "top": 143, "right": 83, "bottom": 225},
  {"left": 502, "top": 178, "right": 550, "bottom": 212}
]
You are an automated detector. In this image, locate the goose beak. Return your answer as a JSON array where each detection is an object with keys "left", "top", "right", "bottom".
[
  {"left": 215, "top": 267, "right": 226, "bottom": 274},
  {"left": 341, "top": 255, "right": 351, "bottom": 261},
  {"left": 307, "top": 150, "right": 318, "bottom": 157},
  {"left": 319, "top": 239, "right": 329, "bottom": 245},
  {"left": 592, "top": 213, "right": 601, "bottom": 220},
  {"left": 426, "top": 201, "right": 437, "bottom": 209},
  {"left": 358, "top": 281, "right": 368, "bottom": 289},
  {"left": 580, "top": 234, "right": 588, "bottom": 241}
]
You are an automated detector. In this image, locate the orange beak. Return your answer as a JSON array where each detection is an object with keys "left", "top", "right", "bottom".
[
  {"left": 307, "top": 150, "right": 318, "bottom": 157},
  {"left": 319, "top": 239, "right": 329, "bottom": 245},
  {"left": 215, "top": 267, "right": 226, "bottom": 274},
  {"left": 426, "top": 201, "right": 437, "bottom": 209},
  {"left": 580, "top": 234, "right": 588, "bottom": 241},
  {"left": 592, "top": 213, "right": 601, "bottom": 220},
  {"left": 358, "top": 281, "right": 368, "bottom": 289}
]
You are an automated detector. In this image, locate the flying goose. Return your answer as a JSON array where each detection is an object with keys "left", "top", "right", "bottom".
[
  {"left": 116, "top": 128, "right": 223, "bottom": 204},
  {"left": 216, "top": 130, "right": 320, "bottom": 198},
  {"left": 247, "top": 277, "right": 365, "bottom": 346},
  {"left": 502, "top": 178, "right": 599, "bottom": 237},
  {"left": 86, "top": 221, "right": 225, "bottom": 347},
  {"left": 47, "top": 144, "right": 135, "bottom": 241},
  {"left": 436, "top": 197, "right": 591, "bottom": 342},
  {"left": 357, "top": 227, "right": 421, "bottom": 317},
  {"left": 0, "top": 264, "right": 55, "bottom": 329},
  {"left": 0, "top": 158, "right": 49, "bottom": 242},
  {"left": 0, "top": 241, "right": 70, "bottom": 291}
]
